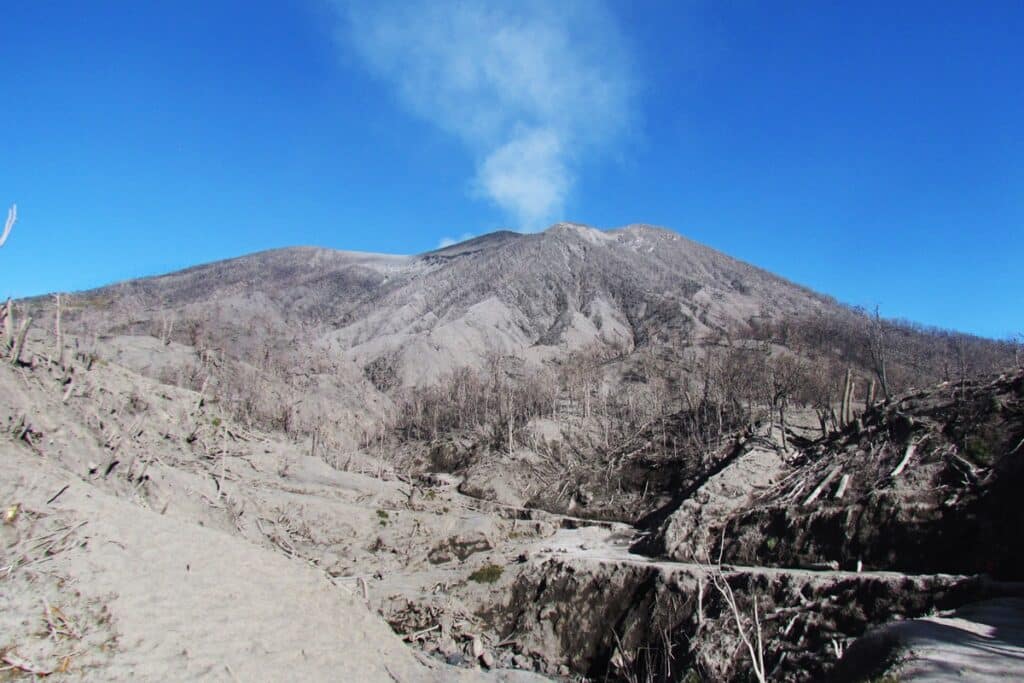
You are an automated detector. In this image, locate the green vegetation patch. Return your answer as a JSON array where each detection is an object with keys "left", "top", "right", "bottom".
[{"left": 468, "top": 564, "right": 504, "bottom": 584}]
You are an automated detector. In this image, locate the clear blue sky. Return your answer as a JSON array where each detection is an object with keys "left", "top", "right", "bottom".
[{"left": 1, "top": 1, "right": 1021, "bottom": 338}]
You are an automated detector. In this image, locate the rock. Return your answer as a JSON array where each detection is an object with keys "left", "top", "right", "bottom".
[
  {"left": 429, "top": 439, "right": 476, "bottom": 472},
  {"left": 445, "top": 652, "right": 466, "bottom": 667},
  {"left": 480, "top": 650, "right": 495, "bottom": 669},
  {"left": 803, "top": 560, "right": 840, "bottom": 571},
  {"left": 577, "top": 487, "right": 593, "bottom": 506},
  {"left": 428, "top": 518, "right": 497, "bottom": 564},
  {"left": 437, "top": 635, "right": 459, "bottom": 657}
]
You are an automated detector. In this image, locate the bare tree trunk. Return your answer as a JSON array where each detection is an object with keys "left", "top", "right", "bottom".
[
  {"left": 507, "top": 414, "right": 513, "bottom": 455},
  {"left": 2, "top": 299, "right": 12, "bottom": 347},
  {"left": 840, "top": 369, "right": 852, "bottom": 427},
  {"left": 54, "top": 294, "right": 65, "bottom": 372},
  {"left": 869, "top": 307, "right": 891, "bottom": 401},
  {"left": 778, "top": 402, "right": 787, "bottom": 450},
  {"left": 161, "top": 317, "right": 175, "bottom": 346},
  {"left": 507, "top": 387, "right": 514, "bottom": 456},
  {"left": 955, "top": 338, "right": 968, "bottom": 401},
  {"left": 877, "top": 359, "right": 889, "bottom": 401},
  {"left": 847, "top": 377, "right": 857, "bottom": 425},
  {"left": 10, "top": 317, "right": 32, "bottom": 365}
]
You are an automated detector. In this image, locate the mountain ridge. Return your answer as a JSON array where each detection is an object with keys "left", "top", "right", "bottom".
[
  {"left": 17, "top": 221, "right": 1016, "bottom": 452},
  {"left": 52, "top": 222, "right": 834, "bottom": 315}
]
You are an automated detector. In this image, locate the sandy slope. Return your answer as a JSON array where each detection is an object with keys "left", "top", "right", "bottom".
[
  {"left": 0, "top": 335, "right": 547, "bottom": 681},
  {"left": 5, "top": 250, "right": 1022, "bottom": 681},
  {"left": 894, "top": 599, "right": 1024, "bottom": 681},
  {"left": 834, "top": 598, "right": 1024, "bottom": 682},
  {"left": 0, "top": 445, "right": 542, "bottom": 682}
]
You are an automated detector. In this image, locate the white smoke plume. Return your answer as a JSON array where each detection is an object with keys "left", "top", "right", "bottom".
[{"left": 338, "top": 0, "right": 635, "bottom": 230}]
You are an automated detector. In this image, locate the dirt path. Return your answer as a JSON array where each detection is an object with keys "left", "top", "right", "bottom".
[{"left": 530, "top": 525, "right": 971, "bottom": 582}]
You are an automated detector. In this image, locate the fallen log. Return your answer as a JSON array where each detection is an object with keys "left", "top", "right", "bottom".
[
  {"left": 890, "top": 441, "right": 917, "bottom": 478},
  {"left": 804, "top": 467, "right": 841, "bottom": 506}
]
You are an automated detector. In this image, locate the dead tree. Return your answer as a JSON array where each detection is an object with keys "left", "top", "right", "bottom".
[
  {"left": 2, "top": 300, "right": 31, "bottom": 365},
  {"left": 505, "top": 384, "right": 515, "bottom": 455},
  {"left": 867, "top": 306, "right": 891, "bottom": 401},
  {"left": 840, "top": 369, "right": 853, "bottom": 427},
  {"left": 768, "top": 354, "right": 804, "bottom": 450},
  {"left": 159, "top": 316, "right": 175, "bottom": 346},
  {"left": 953, "top": 336, "right": 969, "bottom": 400},
  {"left": 1, "top": 299, "right": 12, "bottom": 347},
  {"left": 10, "top": 315, "right": 32, "bottom": 365},
  {"left": 699, "top": 560, "right": 768, "bottom": 683},
  {"left": 53, "top": 294, "right": 66, "bottom": 372}
]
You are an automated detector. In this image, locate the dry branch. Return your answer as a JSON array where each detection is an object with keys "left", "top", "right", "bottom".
[
  {"left": 43, "top": 597, "right": 59, "bottom": 642},
  {"left": 403, "top": 624, "right": 440, "bottom": 642},
  {"left": 833, "top": 473, "right": 851, "bottom": 499},
  {"left": 2, "top": 651, "right": 52, "bottom": 676},
  {"left": 707, "top": 567, "right": 767, "bottom": 683},
  {"left": 803, "top": 466, "right": 841, "bottom": 506},
  {"left": 890, "top": 441, "right": 917, "bottom": 478}
]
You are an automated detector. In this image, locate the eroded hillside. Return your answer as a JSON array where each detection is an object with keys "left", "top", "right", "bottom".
[{"left": 5, "top": 225, "right": 1023, "bottom": 682}]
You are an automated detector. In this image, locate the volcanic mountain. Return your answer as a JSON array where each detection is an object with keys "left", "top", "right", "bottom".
[
  {"left": 61, "top": 223, "right": 837, "bottom": 378},
  {"left": 5, "top": 222, "right": 1022, "bottom": 682},
  {"left": 21, "top": 222, "right": 1011, "bottom": 453}
]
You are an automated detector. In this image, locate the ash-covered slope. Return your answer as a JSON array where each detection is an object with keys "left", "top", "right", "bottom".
[
  {"left": 652, "top": 369, "right": 1024, "bottom": 579},
  {"left": 24, "top": 220, "right": 1015, "bottom": 466},
  {"left": 330, "top": 224, "right": 836, "bottom": 381},
  {"left": 57, "top": 223, "right": 839, "bottom": 386}
]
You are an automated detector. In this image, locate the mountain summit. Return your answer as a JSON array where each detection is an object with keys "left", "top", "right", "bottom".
[{"left": 64, "top": 224, "right": 835, "bottom": 385}]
